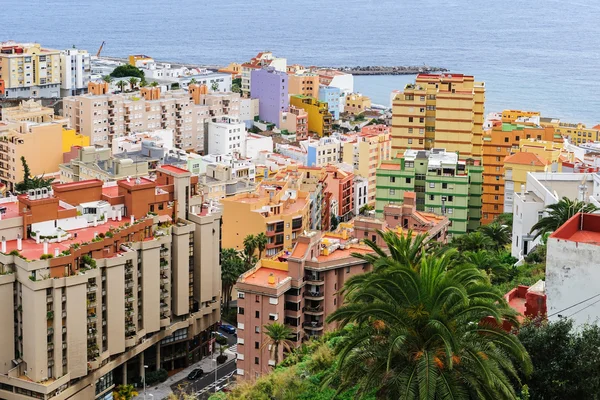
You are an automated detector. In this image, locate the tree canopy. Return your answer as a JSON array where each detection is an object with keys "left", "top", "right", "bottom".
[{"left": 110, "top": 64, "right": 145, "bottom": 79}]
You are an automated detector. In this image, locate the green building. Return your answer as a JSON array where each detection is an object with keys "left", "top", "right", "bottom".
[{"left": 375, "top": 149, "right": 483, "bottom": 236}]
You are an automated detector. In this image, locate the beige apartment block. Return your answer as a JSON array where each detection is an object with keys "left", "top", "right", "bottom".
[
  {"left": 0, "top": 165, "right": 221, "bottom": 400},
  {"left": 63, "top": 91, "right": 241, "bottom": 152}
]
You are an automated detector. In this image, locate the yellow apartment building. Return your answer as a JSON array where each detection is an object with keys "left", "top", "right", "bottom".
[
  {"left": 221, "top": 181, "right": 311, "bottom": 255},
  {"left": 501, "top": 110, "right": 540, "bottom": 123},
  {"left": 503, "top": 152, "right": 551, "bottom": 214},
  {"left": 289, "top": 95, "right": 333, "bottom": 137},
  {"left": 0, "top": 41, "right": 61, "bottom": 98},
  {"left": 62, "top": 128, "right": 90, "bottom": 152},
  {"left": 345, "top": 93, "right": 371, "bottom": 115},
  {"left": 540, "top": 119, "right": 600, "bottom": 144},
  {"left": 342, "top": 125, "right": 392, "bottom": 204},
  {"left": 391, "top": 74, "right": 485, "bottom": 159}
]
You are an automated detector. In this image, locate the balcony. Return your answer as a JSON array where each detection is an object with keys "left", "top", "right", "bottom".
[
  {"left": 303, "top": 306, "right": 324, "bottom": 315},
  {"left": 304, "top": 291, "right": 324, "bottom": 301},
  {"left": 292, "top": 218, "right": 303, "bottom": 230},
  {"left": 303, "top": 321, "right": 324, "bottom": 330},
  {"left": 304, "top": 275, "right": 324, "bottom": 285}
]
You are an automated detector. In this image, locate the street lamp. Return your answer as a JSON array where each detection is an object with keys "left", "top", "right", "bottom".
[{"left": 143, "top": 365, "right": 149, "bottom": 400}]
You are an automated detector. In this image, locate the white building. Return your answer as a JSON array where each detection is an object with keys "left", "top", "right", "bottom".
[
  {"left": 315, "top": 68, "right": 354, "bottom": 97},
  {"left": 354, "top": 176, "right": 369, "bottom": 215},
  {"left": 511, "top": 171, "right": 600, "bottom": 259},
  {"left": 245, "top": 133, "right": 273, "bottom": 159},
  {"left": 546, "top": 212, "right": 600, "bottom": 327},
  {"left": 60, "top": 48, "right": 91, "bottom": 96},
  {"left": 240, "top": 98, "right": 259, "bottom": 127},
  {"left": 301, "top": 136, "right": 342, "bottom": 167},
  {"left": 111, "top": 129, "right": 175, "bottom": 154},
  {"left": 276, "top": 143, "right": 307, "bottom": 165},
  {"left": 207, "top": 116, "right": 247, "bottom": 157},
  {"left": 181, "top": 72, "right": 232, "bottom": 93}
]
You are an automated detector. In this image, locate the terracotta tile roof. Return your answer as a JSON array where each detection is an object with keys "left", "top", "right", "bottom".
[{"left": 504, "top": 152, "right": 548, "bottom": 166}]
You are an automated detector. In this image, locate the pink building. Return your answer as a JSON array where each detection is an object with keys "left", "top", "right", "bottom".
[
  {"left": 324, "top": 165, "right": 354, "bottom": 222},
  {"left": 280, "top": 106, "right": 309, "bottom": 140}
]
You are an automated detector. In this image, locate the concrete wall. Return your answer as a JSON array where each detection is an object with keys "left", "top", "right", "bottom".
[
  {"left": 546, "top": 237, "right": 600, "bottom": 326},
  {"left": 66, "top": 282, "right": 87, "bottom": 378},
  {"left": 141, "top": 242, "right": 161, "bottom": 333},
  {"left": 0, "top": 274, "right": 15, "bottom": 374},
  {"left": 106, "top": 263, "right": 125, "bottom": 355}
]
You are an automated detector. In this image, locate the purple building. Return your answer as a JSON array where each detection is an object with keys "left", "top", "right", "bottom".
[{"left": 250, "top": 67, "right": 289, "bottom": 127}]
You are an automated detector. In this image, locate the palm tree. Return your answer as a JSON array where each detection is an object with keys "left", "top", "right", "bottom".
[
  {"left": 451, "top": 231, "right": 494, "bottom": 252},
  {"left": 102, "top": 75, "right": 113, "bottom": 84},
  {"left": 326, "top": 236, "right": 532, "bottom": 399},
  {"left": 463, "top": 249, "right": 509, "bottom": 283},
  {"left": 261, "top": 322, "right": 295, "bottom": 367},
  {"left": 113, "top": 384, "right": 138, "bottom": 400},
  {"left": 116, "top": 80, "right": 127, "bottom": 92},
  {"left": 479, "top": 222, "right": 511, "bottom": 249},
  {"left": 128, "top": 77, "right": 139, "bottom": 90},
  {"left": 354, "top": 229, "right": 429, "bottom": 270},
  {"left": 139, "top": 78, "right": 148, "bottom": 88},
  {"left": 189, "top": 78, "right": 197, "bottom": 85},
  {"left": 530, "top": 196, "right": 599, "bottom": 240},
  {"left": 220, "top": 248, "right": 245, "bottom": 310},
  {"left": 255, "top": 232, "right": 267, "bottom": 259},
  {"left": 243, "top": 234, "right": 257, "bottom": 268},
  {"left": 150, "top": 81, "right": 159, "bottom": 87}
]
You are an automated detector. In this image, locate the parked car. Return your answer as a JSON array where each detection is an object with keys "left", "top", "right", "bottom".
[
  {"left": 187, "top": 368, "right": 204, "bottom": 380},
  {"left": 219, "top": 324, "right": 236, "bottom": 335},
  {"left": 213, "top": 331, "right": 227, "bottom": 340}
]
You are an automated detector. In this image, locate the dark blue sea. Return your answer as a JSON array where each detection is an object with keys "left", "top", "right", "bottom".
[{"left": 4, "top": 0, "right": 600, "bottom": 124}]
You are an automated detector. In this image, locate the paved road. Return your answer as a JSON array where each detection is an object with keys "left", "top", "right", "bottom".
[{"left": 170, "top": 328, "right": 238, "bottom": 396}]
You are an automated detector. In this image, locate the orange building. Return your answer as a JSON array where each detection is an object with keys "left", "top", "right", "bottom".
[
  {"left": 87, "top": 81, "right": 109, "bottom": 95},
  {"left": 481, "top": 121, "right": 557, "bottom": 224}
]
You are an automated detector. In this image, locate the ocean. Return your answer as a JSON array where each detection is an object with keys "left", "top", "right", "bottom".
[{"left": 3, "top": 0, "right": 600, "bottom": 124}]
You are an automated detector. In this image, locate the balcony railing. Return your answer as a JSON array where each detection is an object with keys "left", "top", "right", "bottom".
[{"left": 303, "top": 321, "right": 324, "bottom": 328}]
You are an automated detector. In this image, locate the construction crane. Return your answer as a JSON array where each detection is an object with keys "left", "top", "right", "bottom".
[{"left": 96, "top": 41, "right": 105, "bottom": 58}]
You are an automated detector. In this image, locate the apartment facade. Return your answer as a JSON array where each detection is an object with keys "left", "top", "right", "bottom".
[
  {"left": 503, "top": 152, "right": 551, "bottom": 214},
  {"left": 0, "top": 165, "right": 221, "bottom": 400},
  {"left": 288, "top": 73, "right": 319, "bottom": 98},
  {"left": 241, "top": 52, "right": 287, "bottom": 97},
  {"left": 318, "top": 86, "right": 341, "bottom": 120},
  {"left": 375, "top": 149, "right": 483, "bottom": 236},
  {"left": 207, "top": 116, "right": 247, "bottom": 157},
  {"left": 391, "top": 74, "right": 485, "bottom": 159},
  {"left": 60, "top": 48, "right": 91, "bottom": 97},
  {"left": 342, "top": 126, "right": 392, "bottom": 204},
  {"left": 279, "top": 106, "right": 308, "bottom": 140},
  {"left": 0, "top": 41, "right": 61, "bottom": 98},
  {"left": 289, "top": 95, "right": 333, "bottom": 137},
  {"left": 250, "top": 67, "right": 289, "bottom": 126},
  {"left": 324, "top": 165, "right": 354, "bottom": 222},
  {"left": 345, "top": 93, "right": 371, "bottom": 116}
]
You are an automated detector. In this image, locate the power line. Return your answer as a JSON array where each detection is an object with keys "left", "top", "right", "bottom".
[
  {"left": 565, "top": 297, "right": 600, "bottom": 319},
  {"left": 548, "top": 292, "right": 600, "bottom": 318}
]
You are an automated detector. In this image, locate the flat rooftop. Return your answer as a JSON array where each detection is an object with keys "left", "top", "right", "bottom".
[
  {"left": 551, "top": 213, "right": 600, "bottom": 245},
  {"left": 239, "top": 266, "right": 289, "bottom": 287}
]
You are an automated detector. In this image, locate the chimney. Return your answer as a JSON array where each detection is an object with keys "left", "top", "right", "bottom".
[
  {"left": 17, "top": 234, "right": 22, "bottom": 251},
  {"left": 35, "top": 231, "right": 40, "bottom": 244},
  {"left": 131, "top": 215, "right": 135, "bottom": 225},
  {"left": 54, "top": 248, "right": 59, "bottom": 257},
  {"left": 520, "top": 184, "right": 525, "bottom": 195},
  {"left": 1, "top": 236, "right": 6, "bottom": 253},
  {"left": 117, "top": 209, "right": 122, "bottom": 221},
  {"left": 43, "top": 240, "right": 48, "bottom": 255},
  {"left": 112, "top": 207, "right": 116, "bottom": 221}
]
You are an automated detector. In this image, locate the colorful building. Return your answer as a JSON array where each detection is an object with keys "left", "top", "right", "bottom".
[
  {"left": 62, "top": 128, "right": 90, "bottom": 153},
  {"left": 503, "top": 152, "right": 551, "bottom": 213},
  {"left": 481, "top": 120, "right": 557, "bottom": 224},
  {"left": 344, "top": 93, "right": 371, "bottom": 116},
  {"left": 540, "top": 119, "right": 600, "bottom": 144},
  {"left": 342, "top": 125, "right": 392, "bottom": 204},
  {"left": 289, "top": 95, "right": 333, "bottom": 137},
  {"left": 391, "top": 74, "right": 485, "bottom": 160},
  {"left": 288, "top": 73, "right": 319, "bottom": 98},
  {"left": 218, "top": 62, "right": 243, "bottom": 78},
  {"left": 241, "top": 52, "right": 287, "bottom": 97},
  {"left": 318, "top": 86, "right": 341, "bottom": 120},
  {"left": 279, "top": 106, "right": 308, "bottom": 140},
  {"left": 0, "top": 166, "right": 221, "bottom": 400},
  {"left": 501, "top": 110, "right": 540, "bottom": 123},
  {"left": 324, "top": 165, "right": 354, "bottom": 222},
  {"left": 0, "top": 41, "right": 61, "bottom": 98},
  {"left": 250, "top": 67, "right": 289, "bottom": 126},
  {"left": 375, "top": 149, "right": 483, "bottom": 236}
]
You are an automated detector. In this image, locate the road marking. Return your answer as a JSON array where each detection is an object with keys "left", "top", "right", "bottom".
[{"left": 195, "top": 371, "right": 235, "bottom": 395}]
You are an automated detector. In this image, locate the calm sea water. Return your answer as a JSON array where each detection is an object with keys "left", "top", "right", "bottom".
[{"left": 3, "top": 0, "right": 600, "bottom": 124}]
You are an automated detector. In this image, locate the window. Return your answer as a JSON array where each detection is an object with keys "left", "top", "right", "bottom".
[
  {"left": 419, "top": 139, "right": 424, "bottom": 145},
  {"left": 496, "top": 156, "right": 501, "bottom": 162},
  {"left": 255, "top": 342, "right": 259, "bottom": 349},
  {"left": 255, "top": 295, "right": 259, "bottom": 303},
  {"left": 494, "top": 205, "right": 499, "bottom": 210},
  {"left": 389, "top": 176, "right": 396, "bottom": 183},
  {"left": 406, "top": 178, "right": 411, "bottom": 184},
  {"left": 238, "top": 307, "right": 244, "bottom": 315},
  {"left": 494, "top": 195, "right": 499, "bottom": 201},
  {"left": 496, "top": 147, "right": 501, "bottom": 152},
  {"left": 405, "top": 161, "right": 414, "bottom": 168},
  {"left": 346, "top": 267, "right": 350, "bottom": 273},
  {"left": 495, "top": 176, "right": 500, "bottom": 181},
  {"left": 408, "top": 128, "right": 413, "bottom": 134},
  {"left": 429, "top": 195, "right": 435, "bottom": 201},
  {"left": 448, "top": 196, "right": 453, "bottom": 202},
  {"left": 408, "top": 117, "right": 413, "bottom": 123},
  {"left": 269, "top": 314, "right": 277, "bottom": 321},
  {"left": 447, "top": 208, "right": 453, "bottom": 214},
  {"left": 504, "top": 137, "right": 509, "bottom": 143},
  {"left": 255, "top": 357, "right": 259, "bottom": 365},
  {"left": 408, "top": 138, "right": 413, "bottom": 144},
  {"left": 389, "top": 189, "right": 395, "bottom": 195},
  {"left": 255, "top": 311, "right": 260, "bottom": 318},
  {"left": 495, "top": 185, "right": 500, "bottom": 191},
  {"left": 429, "top": 182, "right": 435, "bottom": 188},
  {"left": 537, "top": 211, "right": 544, "bottom": 221},
  {"left": 442, "top": 183, "right": 447, "bottom": 189},
  {"left": 255, "top": 326, "right": 260, "bottom": 333}
]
